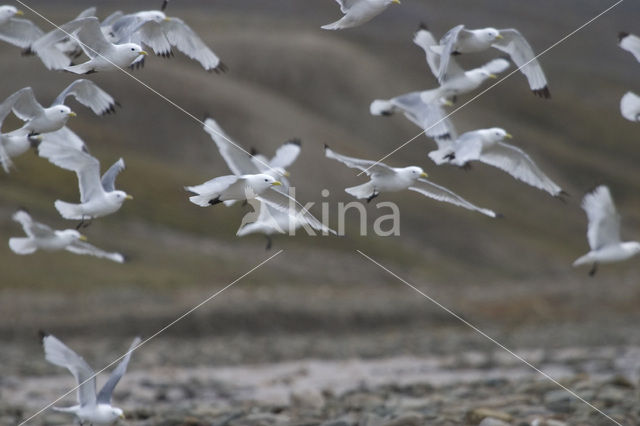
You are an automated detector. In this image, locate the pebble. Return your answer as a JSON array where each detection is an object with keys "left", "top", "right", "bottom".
[{"left": 466, "top": 408, "right": 513, "bottom": 424}]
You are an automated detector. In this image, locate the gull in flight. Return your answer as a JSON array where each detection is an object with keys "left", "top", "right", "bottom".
[
  {"left": 106, "top": 7, "right": 226, "bottom": 72},
  {"left": 432, "top": 24, "right": 550, "bottom": 98},
  {"left": 0, "top": 5, "right": 44, "bottom": 49},
  {"left": 619, "top": 32, "right": 640, "bottom": 63},
  {"left": 573, "top": 185, "right": 640, "bottom": 276},
  {"left": 0, "top": 88, "right": 42, "bottom": 172},
  {"left": 620, "top": 92, "right": 640, "bottom": 122},
  {"left": 321, "top": 0, "right": 400, "bottom": 30},
  {"left": 202, "top": 118, "right": 307, "bottom": 247},
  {"left": 9, "top": 210, "right": 124, "bottom": 263},
  {"left": 8, "top": 79, "right": 116, "bottom": 137},
  {"left": 37, "top": 142, "right": 133, "bottom": 227},
  {"left": 413, "top": 26, "right": 510, "bottom": 104},
  {"left": 41, "top": 332, "right": 140, "bottom": 424},
  {"left": 325, "top": 145, "right": 498, "bottom": 217},
  {"left": 430, "top": 127, "right": 565, "bottom": 198},
  {"left": 62, "top": 17, "right": 148, "bottom": 74}
]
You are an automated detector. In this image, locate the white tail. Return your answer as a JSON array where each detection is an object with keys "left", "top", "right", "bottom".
[
  {"left": 370, "top": 99, "right": 394, "bottom": 116},
  {"left": 345, "top": 182, "right": 375, "bottom": 199},
  {"left": 9, "top": 238, "right": 37, "bottom": 254},
  {"left": 54, "top": 200, "right": 82, "bottom": 219},
  {"left": 189, "top": 194, "right": 214, "bottom": 207}
]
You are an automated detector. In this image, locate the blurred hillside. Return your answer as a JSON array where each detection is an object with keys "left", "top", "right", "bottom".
[{"left": 1, "top": 0, "right": 640, "bottom": 365}]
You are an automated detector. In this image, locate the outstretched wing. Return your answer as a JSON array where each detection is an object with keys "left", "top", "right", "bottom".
[
  {"left": 31, "top": 17, "right": 94, "bottom": 69},
  {"left": 582, "top": 185, "right": 621, "bottom": 250},
  {"left": 42, "top": 333, "right": 97, "bottom": 407},
  {"left": 324, "top": 146, "right": 395, "bottom": 177},
  {"left": 336, "top": 0, "right": 358, "bottom": 13},
  {"left": 12, "top": 210, "right": 54, "bottom": 238},
  {"left": 619, "top": 32, "right": 640, "bottom": 63},
  {"left": 11, "top": 87, "right": 44, "bottom": 121},
  {"left": 38, "top": 142, "right": 103, "bottom": 203},
  {"left": 202, "top": 118, "right": 260, "bottom": 176},
  {"left": 101, "top": 158, "right": 125, "bottom": 192},
  {"left": 162, "top": 18, "right": 223, "bottom": 71},
  {"left": 437, "top": 25, "right": 470, "bottom": 82},
  {"left": 39, "top": 126, "right": 89, "bottom": 152},
  {"left": 479, "top": 141, "right": 562, "bottom": 196},
  {"left": 75, "top": 17, "right": 113, "bottom": 58},
  {"left": 66, "top": 240, "right": 125, "bottom": 263},
  {"left": 269, "top": 139, "right": 301, "bottom": 170},
  {"left": 53, "top": 79, "right": 117, "bottom": 116},
  {"left": 96, "top": 336, "right": 141, "bottom": 404},
  {"left": 0, "top": 17, "right": 44, "bottom": 48},
  {"left": 409, "top": 179, "right": 498, "bottom": 218},
  {"left": 492, "top": 29, "right": 549, "bottom": 97}
]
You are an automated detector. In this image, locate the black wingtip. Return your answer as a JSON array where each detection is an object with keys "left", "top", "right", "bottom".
[
  {"left": 533, "top": 86, "right": 551, "bottom": 99},
  {"left": 21, "top": 46, "right": 34, "bottom": 56},
  {"left": 250, "top": 147, "right": 258, "bottom": 156},
  {"left": 323, "top": 143, "right": 330, "bottom": 151},
  {"left": 202, "top": 112, "right": 211, "bottom": 121},
  {"left": 121, "top": 253, "right": 131, "bottom": 263},
  {"left": 418, "top": 22, "right": 428, "bottom": 31},
  {"left": 161, "top": 0, "right": 169, "bottom": 11},
  {"left": 556, "top": 190, "right": 570, "bottom": 203},
  {"left": 495, "top": 212, "right": 505, "bottom": 219},
  {"left": 618, "top": 32, "right": 629, "bottom": 43},
  {"left": 286, "top": 138, "right": 301, "bottom": 146},
  {"left": 38, "top": 329, "right": 49, "bottom": 342},
  {"left": 212, "top": 61, "right": 228, "bottom": 74},
  {"left": 209, "top": 197, "right": 222, "bottom": 205}
]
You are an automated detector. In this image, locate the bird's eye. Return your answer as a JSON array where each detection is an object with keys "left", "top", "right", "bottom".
[
  {"left": 131, "top": 48, "right": 135, "bottom": 51},
  {"left": 264, "top": 179, "right": 268, "bottom": 182}
]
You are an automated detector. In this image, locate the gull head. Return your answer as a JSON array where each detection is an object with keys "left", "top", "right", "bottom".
[
  {"left": 56, "top": 229, "right": 86, "bottom": 243},
  {"left": 45, "top": 105, "right": 75, "bottom": 124},
  {"left": 250, "top": 174, "right": 281, "bottom": 193},
  {"left": 0, "top": 6, "right": 21, "bottom": 21},
  {"left": 388, "top": 0, "right": 401, "bottom": 4},
  {"left": 113, "top": 407, "right": 125, "bottom": 420},
  {"left": 478, "top": 27, "right": 502, "bottom": 42},
  {"left": 120, "top": 43, "right": 148, "bottom": 60},
  {"left": 401, "top": 166, "right": 428, "bottom": 181},
  {"left": 484, "top": 127, "right": 512, "bottom": 142},
  {"left": 109, "top": 190, "right": 134, "bottom": 205}
]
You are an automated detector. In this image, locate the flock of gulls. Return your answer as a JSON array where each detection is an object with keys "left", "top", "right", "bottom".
[{"left": 0, "top": 0, "right": 638, "bottom": 424}]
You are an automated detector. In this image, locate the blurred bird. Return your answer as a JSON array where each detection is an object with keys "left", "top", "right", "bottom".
[
  {"left": 620, "top": 91, "right": 640, "bottom": 122},
  {"left": 9, "top": 210, "right": 124, "bottom": 262},
  {"left": 106, "top": 7, "right": 226, "bottom": 72},
  {"left": 325, "top": 145, "right": 498, "bottom": 217},
  {"left": 321, "top": 0, "right": 400, "bottom": 30},
  {"left": 573, "top": 185, "right": 640, "bottom": 276},
  {"left": 63, "top": 17, "right": 148, "bottom": 74},
  {"left": 0, "top": 88, "right": 42, "bottom": 172},
  {"left": 40, "top": 332, "right": 140, "bottom": 424},
  {"left": 618, "top": 32, "right": 640, "bottom": 63},
  {"left": 37, "top": 142, "right": 133, "bottom": 227},
  {"left": 429, "top": 127, "right": 565, "bottom": 198},
  {"left": 0, "top": 5, "right": 43, "bottom": 49},
  {"left": 432, "top": 25, "right": 550, "bottom": 97}
]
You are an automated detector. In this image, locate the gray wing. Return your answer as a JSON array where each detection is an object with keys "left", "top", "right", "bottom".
[
  {"left": 75, "top": 7, "right": 97, "bottom": 19},
  {"left": 582, "top": 185, "right": 621, "bottom": 250},
  {"left": 31, "top": 17, "right": 94, "bottom": 69},
  {"left": 53, "top": 79, "right": 117, "bottom": 115},
  {"left": 391, "top": 92, "right": 456, "bottom": 140},
  {"left": 203, "top": 118, "right": 259, "bottom": 176},
  {"left": 437, "top": 25, "right": 470, "bottom": 82},
  {"left": 95, "top": 337, "right": 140, "bottom": 404},
  {"left": 11, "top": 87, "right": 44, "bottom": 121},
  {"left": 479, "top": 58, "right": 511, "bottom": 75},
  {"left": 42, "top": 333, "right": 97, "bottom": 407},
  {"left": 412, "top": 26, "right": 441, "bottom": 77},
  {"left": 66, "top": 241, "right": 125, "bottom": 263},
  {"left": 102, "top": 11, "right": 124, "bottom": 28},
  {"left": 101, "top": 158, "right": 125, "bottom": 192},
  {"left": 37, "top": 142, "right": 103, "bottom": 203},
  {"left": 448, "top": 131, "right": 485, "bottom": 165},
  {"left": 270, "top": 139, "right": 301, "bottom": 170},
  {"left": 0, "top": 87, "right": 29, "bottom": 124},
  {"left": 258, "top": 188, "right": 336, "bottom": 235},
  {"left": 492, "top": 29, "right": 549, "bottom": 97},
  {"left": 324, "top": 146, "right": 395, "bottom": 177},
  {"left": 0, "top": 137, "right": 12, "bottom": 172},
  {"left": 163, "top": 18, "right": 223, "bottom": 71},
  {"left": 336, "top": 0, "right": 359, "bottom": 13},
  {"left": 12, "top": 210, "right": 54, "bottom": 238},
  {"left": 75, "top": 17, "right": 113, "bottom": 58},
  {"left": 408, "top": 179, "right": 498, "bottom": 218},
  {"left": 0, "top": 17, "right": 43, "bottom": 48},
  {"left": 479, "top": 141, "right": 562, "bottom": 196},
  {"left": 39, "top": 126, "right": 88, "bottom": 152},
  {"left": 186, "top": 175, "right": 242, "bottom": 206}
]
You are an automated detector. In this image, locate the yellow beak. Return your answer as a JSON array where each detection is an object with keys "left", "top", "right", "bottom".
[
  {"left": 271, "top": 181, "right": 282, "bottom": 186},
  {"left": 140, "top": 51, "right": 149, "bottom": 56},
  {"left": 125, "top": 194, "right": 134, "bottom": 200},
  {"left": 79, "top": 235, "right": 88, "bottom": 241},
  {"left": 488, "top": 74, "right": 497, "bottom": 79},
  {"left": 164, "top": 17, "right": 172, "bottom": 21},
  {"left": 119, "top": 413, "right": 125, "bottom": 419},
  {"left": 68, "top": 112, "right": 77, "bottom": 117},
  {"left": 420, "top": 172, "right": 428, "bottom": 178},
  {"left": 443, "top": 99, "right": 454, "bottom": 107},
  {"left": 496, "top": 34, "right": 504, "bottom": 39},
  {"left": 283, "top": 171, "right": 291, "bottom": 177},
  {"left": 16, "top": 10, "right": 24, "bottom": 15},
  {"left": 391, "top": 0, "right": 401, "bottom": 4},
  {"left": 505, "top": 133, "right": 513, "bottom": 139}
]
